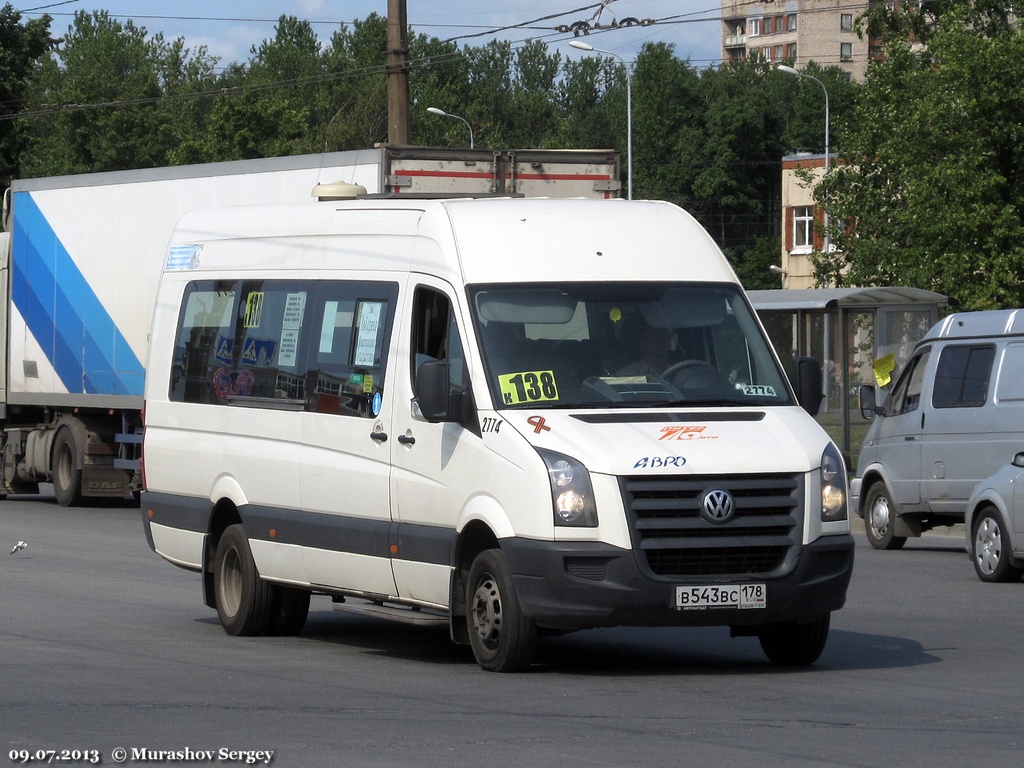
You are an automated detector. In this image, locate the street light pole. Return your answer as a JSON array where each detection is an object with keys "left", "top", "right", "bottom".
[
  {"left": 778, "top": 65, "right": 833, "bottom": 412},
  {"left": 570, "top": 40, "right": 632, "bottom": 200},
  {"left": 777, "top": 64, "right": 830, "bottom": 286},
  {"left": 426, "top": 107, "right": 474, "bottom": 149}
]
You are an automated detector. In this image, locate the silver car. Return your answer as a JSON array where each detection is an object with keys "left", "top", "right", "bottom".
[{"left": 965, "top": 452, "right": 1024, "bottom": 582}]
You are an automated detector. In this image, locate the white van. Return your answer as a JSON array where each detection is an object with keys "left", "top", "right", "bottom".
[
  {"left": 853, "top": 309, "right": 1024, "bottom": 550},
  {"left": 141, "top": 195, "right": 854, "bottom": 672}
]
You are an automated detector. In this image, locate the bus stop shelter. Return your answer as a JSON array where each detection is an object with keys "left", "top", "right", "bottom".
[{"left": 748, "top": 287, "right": 948, "bottom": 466}]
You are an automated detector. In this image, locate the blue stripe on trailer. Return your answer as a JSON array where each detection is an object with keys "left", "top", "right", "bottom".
[{"left": 10, "top": 192, "right": 145, "bottom": 396}]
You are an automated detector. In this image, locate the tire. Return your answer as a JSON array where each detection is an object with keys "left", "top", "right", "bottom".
[
  {"left": 863, "top": 482, "right": 907, "bottom": 551},
  {"left": 268, "top": 585, "right": 311, "bottom": 636},
  {"left": 758, "top": 614, "right": 831, "bottom": 667},
  {"left": 466, "top": 549, "right": 537, "bottom": 672},
  {"left": 212, "top": 524, "right": 274, "bottom": 636},
  {"left": 52, "top": 429, "right": 83, "bottom": 507},
  {"left": 971, "top": 507, "right": 1023, "bottom": 583}
]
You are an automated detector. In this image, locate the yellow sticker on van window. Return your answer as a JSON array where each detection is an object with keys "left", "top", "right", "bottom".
[
  {"left": 872, "top": 354, "right": 896, "bottom": 387},
  {"left": 244, "top": 292, "right": 264, "bottom": 328},
  {"left": 498, "top": 370, "right": 559, "bottom": 405}
]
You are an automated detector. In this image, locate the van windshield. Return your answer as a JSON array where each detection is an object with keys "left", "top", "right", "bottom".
[{"left": 469, "top": 282, "right": 794, "bottom": 410}]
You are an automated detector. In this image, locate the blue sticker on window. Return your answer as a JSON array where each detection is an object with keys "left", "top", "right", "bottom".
[{"left": 372, "top": 391, "right": 382, "bottom": 416}]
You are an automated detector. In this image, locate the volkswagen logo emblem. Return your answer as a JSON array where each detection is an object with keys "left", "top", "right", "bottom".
[{"left": 701, "top": 489, "right": 735, "bottom": 524}]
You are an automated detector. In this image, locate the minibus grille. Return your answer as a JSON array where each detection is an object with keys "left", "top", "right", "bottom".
[{"left": 621, "top": 473, "right": 803, "bottom": 577}]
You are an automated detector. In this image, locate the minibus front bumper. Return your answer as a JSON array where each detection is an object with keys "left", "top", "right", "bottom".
[{"left": 500, "top": 534, "right": 855, "bottom": 630}]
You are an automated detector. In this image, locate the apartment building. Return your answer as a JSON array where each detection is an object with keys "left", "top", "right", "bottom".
[
  {"left": 779, "top": 152, "right": 827, "bottom": 289},
  {"left": 722, "top": 0, "right": 875, "bottom": 81}
]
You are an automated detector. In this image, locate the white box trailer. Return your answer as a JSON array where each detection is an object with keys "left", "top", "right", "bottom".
[{"left": 0, "top": 146, "right": 620, "bottom": 505}]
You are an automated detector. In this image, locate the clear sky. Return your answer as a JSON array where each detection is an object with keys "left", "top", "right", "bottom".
[{"left": 16, "top": 1, "right": 723, "bottom": 69}]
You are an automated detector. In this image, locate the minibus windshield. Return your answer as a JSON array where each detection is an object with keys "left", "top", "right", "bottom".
[{"left": 469, "top": 282, "right": 794, "bottom": 410}]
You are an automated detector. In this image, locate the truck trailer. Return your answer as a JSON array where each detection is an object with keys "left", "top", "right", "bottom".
[{"left": 0, "top": 146, "right": 620, "bottom": 505}]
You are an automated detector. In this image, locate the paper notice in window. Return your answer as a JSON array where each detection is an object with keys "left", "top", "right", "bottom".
[
  {"left": 354, "top": 301, "right": 385, "bottom": 367},
  {"left": 283, "top": 292, "right": 306, "bottom": 329},
  {"left": 279, "top": 329, "right": 300, "bottom": 367},
  {"left": 872, "top": 354, "right": 896, "bottom": 387}
]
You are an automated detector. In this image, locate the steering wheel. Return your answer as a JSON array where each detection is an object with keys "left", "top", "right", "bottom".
[
  {"left": 661, "top": 359, "right": 724, "bottom": 391},
  {"left": 661, "top": 359, "right": 712, "bottom": 379}
]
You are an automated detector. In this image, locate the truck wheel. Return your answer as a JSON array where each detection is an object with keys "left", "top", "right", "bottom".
[
  {"left": 466, "top": 549, "right": 537, "bottom": 672},
  {"left": 971, "top": 507, "right": 1023, "bottom": 583},
  {"left": 268, "top": 585, "right": 311, "bottom": 636},
  {"left": 213, "top": 524, "right": 273, "bottom": 636},
  {"left": 758, "top": 614, "right": 830, "bottom": 666},
  {"left": 52, "top": 430, "right": 83, "bottom": 507},
  {"left": 864, "top": 482, "right": 906, "bottom": 550}
]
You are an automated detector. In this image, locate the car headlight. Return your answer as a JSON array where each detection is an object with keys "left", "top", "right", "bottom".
[
  {"left": 538, "top": 448, "right": 598, "bottom": 527},
  {"left": 820, "top": 442, "right": 848, "bottom": 522}
]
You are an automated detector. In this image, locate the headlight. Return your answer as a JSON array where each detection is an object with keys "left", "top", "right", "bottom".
[
  {"left": 820, "top": 443, "right": 848, "bottom": 522},
  {"left": 538, "top": 448, "right": 598, "bottom": 527}
]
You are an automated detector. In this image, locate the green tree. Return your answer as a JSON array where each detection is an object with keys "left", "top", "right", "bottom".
[
  {"left": 409, "top": 35, "right": 472, "bottom": 148},
  {"left": 0, "top": 4, "right": 53, "bottom": 184},
  {"left": 630, "top": 43, "right": 704, "bottom": 203},
  {"left": 552, "top": 49, "right": 614, "bottom": 150},
  {"left": 319, "top": 13, "right": 390, "bottom": 151},
  {"left": 190, "top": 15, "right": 324, "bottom": 161},
  {"left": 823, "top": 3, "right": 1024, "bottom": 309},
  {"left": 731, "top": 235, "right": 784, "bottom": 290},
  {"left": 20, "top": 10, "right": 216, "bottom": 176}
]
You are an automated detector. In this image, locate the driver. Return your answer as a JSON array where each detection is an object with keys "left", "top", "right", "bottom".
[{"left": 617, "top": 324, "right": 673, "bottom": 377}]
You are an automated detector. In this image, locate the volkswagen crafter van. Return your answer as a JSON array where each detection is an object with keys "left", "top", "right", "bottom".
[
  {"left": 853, "top": 309, "right": 1024, "bottom": 550},
  {"left": 141, "top": 196, "right": 855, "bottom": 672}
]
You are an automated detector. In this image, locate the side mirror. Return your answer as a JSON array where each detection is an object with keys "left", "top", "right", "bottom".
[
  {"left": 1012, "top": 451, "right": 1024, "bottom": 469},
  {"left": 413, "top": 359, "right": 476, "bottom": 428},
  {"left": 793, "top": 357, "right": 823, "bottom": 416},
  {"left": 414, "top": 359, "right": 450, "bottom": 422},
  {"left": 858, "top": 384, "right": 880, "bottom": 419}
]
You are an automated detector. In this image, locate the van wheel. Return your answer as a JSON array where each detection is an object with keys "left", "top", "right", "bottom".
[
  {"left": 971, "top": 507, "right": 1023, "bottom": 583},
  {"left": 213, "top": 524, "right": 273, "bottom": 636},
  {"left": 52, "top": 430, "right": 83, "bottom": 507},
  {"left": 758, "top": 614, "right": 830, "bottom": 666},
  {"left": 268, "top": 585, "right": 311, "bottom": 636},
  {"left": 466, "top": 549, "right": 537, "bottom": 672},
  {"left": 864, "top": 483, "right": 906, "bottom": 550}
]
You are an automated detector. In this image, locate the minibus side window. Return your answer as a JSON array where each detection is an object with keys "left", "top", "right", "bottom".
[
  {"left": 169, "top": 279, "right": 397, "bottom": 416},
  {"left": 234, "top": 281, "right": 309, "bottom": 402},
  {"left": 169, "top": 281, "right": 239, "bottom": 404},
  {"left": 410, "top": 286, "right": 467, "bottom": 390},
  {"left": 932, "top": 344, "right": 995, "bottom": 408},
  {"left": 306, "top": 282, "right": 398, "bottom": 418}
]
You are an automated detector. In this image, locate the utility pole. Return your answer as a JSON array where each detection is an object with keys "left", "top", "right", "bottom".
[{"left": 387, "top": 0, "right": 410, "bottom": 145}]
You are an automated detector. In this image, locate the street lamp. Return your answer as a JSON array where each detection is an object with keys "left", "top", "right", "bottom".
[
  {"left": 426, "top": 106, "right": 474, "bottom": 149},
  {"left": 777, "top": 64, "right": 830, "bottom": 286},
  {"left": 570, "top": 40, "right": 632, "bottom": 200}
]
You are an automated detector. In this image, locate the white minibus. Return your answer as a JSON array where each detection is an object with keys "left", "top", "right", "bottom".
[{"left": 142, "top": 195, "right": 854, "bottom": 671}]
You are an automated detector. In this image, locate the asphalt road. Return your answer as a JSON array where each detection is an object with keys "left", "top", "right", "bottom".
[{"left": 2, "top": 493, "right": 1021, "bottom": 768}]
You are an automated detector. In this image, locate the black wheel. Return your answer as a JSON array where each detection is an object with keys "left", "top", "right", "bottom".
[
  {"left": 466, "top": 549, "right": 537, "bottom": 672},
  {"left": 52, "top": 429, "right": 83, "bottom": 507},
  {"left": 864, "top": 482, "right": 907, "bottom": 550},
  {"left": 268, "top": 585, "right": 311, "bottom": 636},
  {"left": 758, "top": 614, "right": 831, "bottom": 666},
  {"left": 971, "top": 507, "right": 1023, "bottom": 583},
  {"left": 212, "top": 524, "right": 274, "bottom": 636}
]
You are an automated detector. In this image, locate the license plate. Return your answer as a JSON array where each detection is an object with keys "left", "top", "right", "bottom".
[{"left": 675, "top": 583, "right": 766, "bottom": 610}]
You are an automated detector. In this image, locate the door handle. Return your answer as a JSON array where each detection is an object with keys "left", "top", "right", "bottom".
[
  {"left": 370, "top": 430, "right": 388, "bottom": 443},
  {"left": 397, "top": 433, "right": 416, "bottom": 446}
]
